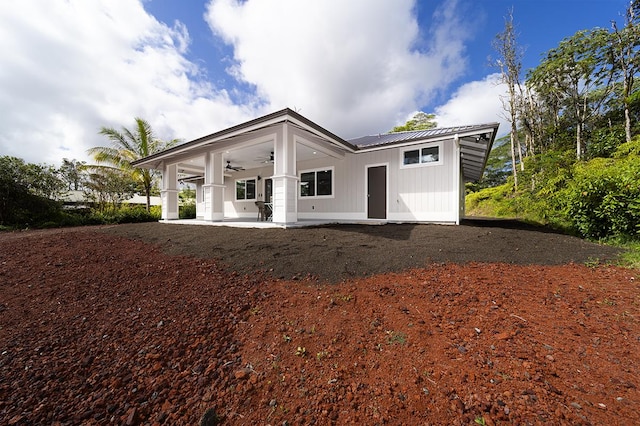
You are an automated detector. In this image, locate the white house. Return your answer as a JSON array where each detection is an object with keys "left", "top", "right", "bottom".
[{"left": 132, "top": 108, "right": 498, "bottom": 227}]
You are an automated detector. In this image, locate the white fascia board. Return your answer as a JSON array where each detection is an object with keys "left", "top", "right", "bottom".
[
  {"left": 135, "top": 114, "right": 294, "bottom": 168},
  {"left": 286, "top": 118, "right": 356, "bottom": 153}
]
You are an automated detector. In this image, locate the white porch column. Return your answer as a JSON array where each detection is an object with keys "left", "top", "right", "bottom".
[
  {"left": 453, "top": 134, "right": 462, "bottom": 225},
  {"left": 161, "top": 163, "right": 179, "bottom": 220},
  {"left": 271, "top": 122, "right": 298, "bottom": 224},
  {"left": 203, "top": 152, "right": 225, "bottom": 221}
]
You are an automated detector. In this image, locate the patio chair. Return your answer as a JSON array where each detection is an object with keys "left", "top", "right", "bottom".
[
  {"left": 255, "top": 201, "right": 266, "bottom": 221},
  {"left": 264, "top": 202, "right": 273, "bottom": 221}
]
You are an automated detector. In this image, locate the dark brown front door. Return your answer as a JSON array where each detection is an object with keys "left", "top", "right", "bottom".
[{"left": 367, "top": 165, "right": 386, "bottom": 219}]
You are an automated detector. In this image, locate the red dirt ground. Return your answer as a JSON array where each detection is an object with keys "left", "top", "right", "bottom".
[{"left": 0, "top": 223, "right": 638, "bottom": 425}]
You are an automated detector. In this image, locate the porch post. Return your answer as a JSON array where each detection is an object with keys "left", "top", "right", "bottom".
[
  {"left": 161, "top": 163, "right": 179, "bottom": 220},
  {"left": 453, "top": 134, "right": 462, "bottom": 225},
  {"left": 271, "top": 122, "right": 298, "bottom": 224},
  {"left": 203, "top": 152, "right": 225, "bottom": 221}
]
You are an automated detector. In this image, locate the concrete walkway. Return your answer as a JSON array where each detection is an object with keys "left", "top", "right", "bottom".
[{"left": 159, "top": 218, "right": 387, "bottom": 229}]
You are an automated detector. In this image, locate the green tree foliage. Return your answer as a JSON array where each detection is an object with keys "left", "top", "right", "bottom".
[
  {"left": 527, "top": 28, "right": 614, "bottom": 159},
  {"left": 0, "top": 156, "right": 67, "bottom": 227},
  {"left": 59, "top": 158, "right": 86, "bottom": 190},
  {"left": 179, "top": 186, "right": 197, "bottom": 219},
  {"left": 564, "top": 139, "right": 640, "bottom": 239},
  {"left": 88, "top": 117, "right": 179, "bottom": 211},
  {"left": 466, "top": 135, "right": 513, "bottom": 192},
  {"left": 468, "top": 142, "right": 639, "bottom": 240},
  {"left": 390, "top": 112, "right": 437, "bottom": 133},
  {"left": 469, "top": 2, "right": 640, "bottom": 242},
  {"left": 610, "top": 0, "right": 640, "bottom": 142},
  {"left": 83, "top": 167, "right": 138, "bottom": 213},
  {"left": 0, "top": 155, "right": 163, "bottom": 228}
]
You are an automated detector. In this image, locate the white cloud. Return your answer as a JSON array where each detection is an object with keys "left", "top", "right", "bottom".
[
  {"left": 0, "top": 0, "right": 486, "bottom": 167},
  {"left": 434, "top": 73, "right": 510, "bottom": 137},
  {"left": 0, "top": 0, "right": 250, "bottom": 165},
  {"left": 205, "top": 0, "right": 472, "bottom": 138}
]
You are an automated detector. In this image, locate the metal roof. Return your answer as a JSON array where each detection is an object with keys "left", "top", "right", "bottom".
[{"left": 348, "top": 123, "right": 497, "bottom": 148}]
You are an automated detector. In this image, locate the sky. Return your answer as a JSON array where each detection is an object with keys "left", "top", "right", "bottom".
[{"left": 0, "top": 0, "right": 631, "bottom": 166}]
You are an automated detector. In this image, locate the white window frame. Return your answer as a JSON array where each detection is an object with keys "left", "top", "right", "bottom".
[
  {"left": 298, "top": 166, "right": 335, "bottom": 199},
  {"left": 235, "top": 177, "right": 258, "bottom": 201},
  {"left": 400, "top": 141, "right": 443, "bottom": 169}
]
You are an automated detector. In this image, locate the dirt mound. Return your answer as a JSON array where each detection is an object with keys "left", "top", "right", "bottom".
[
  {"left": 0, "top": 225, "right": 637, "bottom": 425},
  {"left": 100, "top": 220, "right": 623, "bottom": 283}
]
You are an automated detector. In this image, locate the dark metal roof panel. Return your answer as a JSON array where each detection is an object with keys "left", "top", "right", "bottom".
[{"left": 348, "top": 123, "right": 497, "bottom": 148}]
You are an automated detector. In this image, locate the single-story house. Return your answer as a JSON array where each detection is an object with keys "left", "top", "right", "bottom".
[{"left": 132, "top": 108, "right": 498, "bottom": 226}]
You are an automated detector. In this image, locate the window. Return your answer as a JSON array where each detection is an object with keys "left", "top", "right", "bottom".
[
  {"left": 300, "top": 168, "right": 333, "bottom": 198},
  {"left": 421, "top": 146, "right": 439, "bottom": 163},
  {"left": 235, "top": 178, "right": 256, "bottom": 201},
  {"left": 401, "top": 143, "right": 442, "bottom": 168}
]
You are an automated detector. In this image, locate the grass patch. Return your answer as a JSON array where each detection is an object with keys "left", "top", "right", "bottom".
[
  {"left": 385, "top": 330, "right": 407, "bottom": 345},
  {"left": 616, "top": 240, "right": 640, "bottom": 269}
]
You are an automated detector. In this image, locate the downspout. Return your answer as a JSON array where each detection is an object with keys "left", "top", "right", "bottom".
[{"left": 453, "top": 134, "right": 461, "bottom": 225}]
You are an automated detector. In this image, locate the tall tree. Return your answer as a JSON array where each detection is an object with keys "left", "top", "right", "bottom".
[
  {"left": 83, "top": 167, "right": 137, "bottom": 212},
  {"left": 611, "top": 0, "right": 640, "bottom": 142},
  {"left": 390, "top": 112, "right": 437, "bottom": 133},
  {"left": 528, "top": 28, "right": 614, "bottom": 159},
  {"left": 492, "top": 8, "right": 524, "bottom": 189},
  {"left": 88, "top": 118, "right": 179, "bottom": 211},
  {"left": 59, "top": 158, "right": 86, "bottom": 191}
]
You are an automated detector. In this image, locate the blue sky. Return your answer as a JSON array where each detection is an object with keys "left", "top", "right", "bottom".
[{"left": 0, "top": 0, "right": 630, "bottom": 165}]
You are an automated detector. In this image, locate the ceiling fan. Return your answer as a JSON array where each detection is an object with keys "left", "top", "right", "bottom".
[
  {"left": 255, "top": 151, "right": 274, "bottom": 164},
  {"left": 226, "top": 160, "right": 245, "bottom": 171}
]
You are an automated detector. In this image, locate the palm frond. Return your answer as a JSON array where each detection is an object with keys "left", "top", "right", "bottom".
[{"left": 90, "top": 117, "right": 177, "bottom": 211}]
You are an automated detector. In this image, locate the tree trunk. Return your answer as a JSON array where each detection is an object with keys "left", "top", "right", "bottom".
[
  {"left": 624, "top": 86, "right": 633, "bottom": 142},
  {"left": 576, "top": 124, "right": 582, "bottom": 159},
  {"left": 510, "top": 131, "right": 518, "bottom": 190}
]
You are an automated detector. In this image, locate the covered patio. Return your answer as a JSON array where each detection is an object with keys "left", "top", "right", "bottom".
[{"left": 133, "top": 109, "right": 353, "bottom": 226}]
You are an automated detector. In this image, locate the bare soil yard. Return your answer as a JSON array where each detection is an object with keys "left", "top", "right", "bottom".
[{"left": 0, "top": 220, "right": 638, "bottom": 425}]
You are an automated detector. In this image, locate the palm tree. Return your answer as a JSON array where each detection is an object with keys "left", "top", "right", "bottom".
[{"left": 88, "top": 117, "right": 179, "bottom": 211}]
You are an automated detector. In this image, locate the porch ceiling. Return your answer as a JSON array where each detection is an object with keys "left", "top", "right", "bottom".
[{"left": 176, "top": 139, "right": 332, "bottom": 177}]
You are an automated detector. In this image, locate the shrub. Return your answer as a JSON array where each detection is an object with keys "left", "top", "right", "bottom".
[
  {"left": 86, "top": 205, "right": 161, "bottom": 225},
  {"left": 150, "top": 205, "right": 162, "bottom": 217},
  {"left": 115, "top": 205, "right": 161, "bottom": 223},
  {"left": 564, "top": 156, "right": 640, "bottom": 239},
  {"left": 179, "top": 202, "right": 196, "bottom": 219},
  {"left": 466, "top": 184, "right": 514, "bottom": 217}
]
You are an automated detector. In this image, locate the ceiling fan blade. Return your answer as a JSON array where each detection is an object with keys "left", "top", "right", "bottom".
[
  {"left": 255, "top": 151, "right": 274, "bottom": 163},
  {"left": 226, "top": 161, "right": 244, "bottom": 171}
]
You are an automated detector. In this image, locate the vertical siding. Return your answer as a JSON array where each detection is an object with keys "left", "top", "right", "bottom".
[
  {"left": 394, "top": 141, "right": 455, "bottom": 214},
  {"left": 296, "top": 138, "right": 458, "bottom": 221}
]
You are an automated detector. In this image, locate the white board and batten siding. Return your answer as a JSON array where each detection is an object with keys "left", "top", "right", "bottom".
[{"left": 296, "top": 137, "right": 460, "bottom": 223}]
